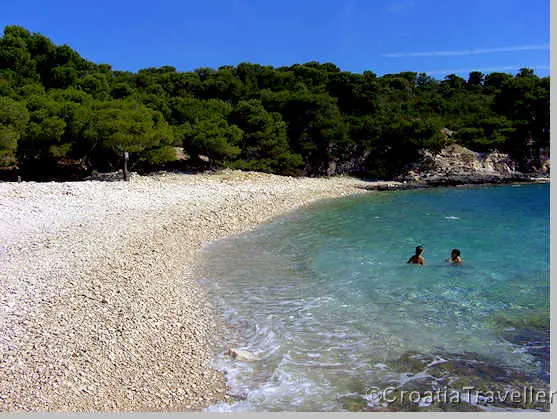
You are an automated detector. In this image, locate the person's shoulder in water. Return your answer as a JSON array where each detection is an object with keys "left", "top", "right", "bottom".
[{"left": 407, "top": 246, "right": 425, "bottom": 266}]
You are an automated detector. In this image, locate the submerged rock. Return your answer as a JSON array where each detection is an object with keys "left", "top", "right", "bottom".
[
  {"left": 493, "top": 309, "right": 550, "bottom": 383},
  {"left": 338, "top": 395, "right": 372, "bottom": 412},
  {"left": 354, "top": 349, "right": 553, "bottom": 412},
  {"left": 501, "top": 327, "right": 550, "bottom": 383}
]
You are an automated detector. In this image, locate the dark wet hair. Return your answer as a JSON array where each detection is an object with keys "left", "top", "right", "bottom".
[
  {"left": 451, "top": 248, "right": 461, "bottom": 256},
  {"left": 416, "top": 246, "right": 424, "bottom": 253}
]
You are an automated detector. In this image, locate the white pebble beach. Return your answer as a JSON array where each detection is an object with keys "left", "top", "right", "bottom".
[{"left": 0, "top": 170, "right": 393, "bottom": 412}]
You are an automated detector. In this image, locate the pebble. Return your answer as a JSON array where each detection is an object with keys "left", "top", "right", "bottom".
[{"left": 0, "top": 170, "right": 374, "bottom": 411}]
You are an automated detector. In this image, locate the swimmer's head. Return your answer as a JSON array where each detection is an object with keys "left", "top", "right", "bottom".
[
  {"left": 416, "top": 246, "right": 424, "bottom": 255},
  {"left": 451, "top": 249, "right": 461, "bottom": 257}
]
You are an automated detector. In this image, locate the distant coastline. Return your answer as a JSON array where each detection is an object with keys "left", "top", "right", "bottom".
[{"left": 360, "top": 172, "right": 550, "bottom": 191}]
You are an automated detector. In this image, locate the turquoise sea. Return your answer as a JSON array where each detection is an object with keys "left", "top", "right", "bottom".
[{"left": 199, "top": 183, "right": 550, "bottom": 411}]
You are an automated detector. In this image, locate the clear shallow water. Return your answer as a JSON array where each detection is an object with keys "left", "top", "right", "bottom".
[{"left": 199, "top": 184, "right": 550, "bottom": 411}]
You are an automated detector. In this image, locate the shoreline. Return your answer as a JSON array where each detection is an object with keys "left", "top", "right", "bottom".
[
  {"left": 359, "top": 173, "right": 550, "bottom": 191},
  {"left": 0, "top": 170, "right": 380, "bottom": 412},
  {"left": 0, "top": 170, "right": 548, "bottom": 411}
]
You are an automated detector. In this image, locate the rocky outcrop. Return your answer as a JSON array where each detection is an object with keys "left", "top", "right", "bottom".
[
  {"left": 397, "top": 144, "right": 548, "bottom": 185},
  {"left": 418, "top": 145, "right": 515, "bottom": 177}
]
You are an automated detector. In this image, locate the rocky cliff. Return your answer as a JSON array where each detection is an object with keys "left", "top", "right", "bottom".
[{"left": 398, "top": 144, "right": 549, "bottom": 184}]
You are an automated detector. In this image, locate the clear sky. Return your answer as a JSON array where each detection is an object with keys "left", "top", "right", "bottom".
[{"left": 0, "top": 0, "right": 549, "bottom": 78}]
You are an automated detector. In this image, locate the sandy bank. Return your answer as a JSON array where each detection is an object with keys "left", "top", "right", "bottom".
[{"left": 0, "top": 170, "right": 382, "bottom": 412}]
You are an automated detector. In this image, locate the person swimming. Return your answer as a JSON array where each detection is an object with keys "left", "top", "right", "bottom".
[
  {"left": 407, "top": 245, "right": 425, "bottom": 266},
  {"left": 445, "top": 248, "right": 462, "bottom": 265}
]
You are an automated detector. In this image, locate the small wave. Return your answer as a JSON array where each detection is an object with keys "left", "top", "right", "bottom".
[
  {"left": 444, "top": 216, "right": 460, "bottom": 220},
  {"left": 205, "top": 400, "right": 248, "bottom": 412}
]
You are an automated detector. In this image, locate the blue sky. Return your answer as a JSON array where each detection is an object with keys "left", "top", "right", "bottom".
[{"left": 1, "top": 0, "right": 549, "bottom": 78}]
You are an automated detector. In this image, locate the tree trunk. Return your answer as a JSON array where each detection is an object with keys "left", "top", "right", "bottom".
[{"left": 123, "top": 151, "right": 129, "bottom": 181}]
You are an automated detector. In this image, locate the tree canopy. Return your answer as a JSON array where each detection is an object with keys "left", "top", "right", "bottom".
[{"left": 0, "top": 25, "right": 550, "bottom": 179}]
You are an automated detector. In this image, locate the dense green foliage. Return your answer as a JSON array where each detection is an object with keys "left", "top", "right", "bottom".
[{"left": 0, "top": 26, "right": 549, "bottom": 179}]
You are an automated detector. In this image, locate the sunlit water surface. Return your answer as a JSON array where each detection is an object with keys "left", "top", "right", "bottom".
[{"left": 198, "top": 183, "right": 549, "bottom": 411}]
